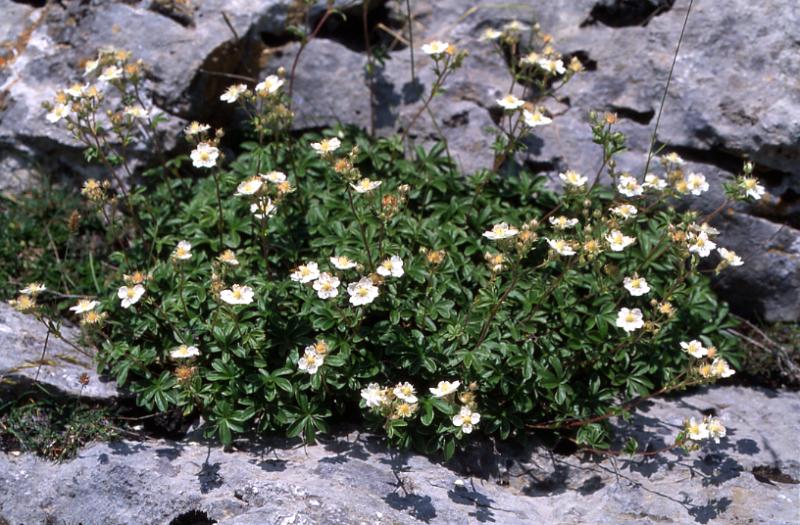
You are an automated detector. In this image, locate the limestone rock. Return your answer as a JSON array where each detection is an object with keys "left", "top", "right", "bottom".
[
  {"left": 0, "top": 303, "right": 117, "bottom": 400},
  {"left": 0, "top": 386, "right": 797, "bottom": 525}
]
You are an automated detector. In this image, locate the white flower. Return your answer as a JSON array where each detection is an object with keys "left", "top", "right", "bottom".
[
  {"left": 298, "top": 346, "right": 324, "bottom": 374},
  {"left": 741, "top": 177, "right": 765, "bottom": 200},
  {"left": 496, "top": 94, "right": 524, "bottom": 111},
  {"left": 711, "top": 357, "right": 735, "bottom": 378},
  {"left": 220, "top": 83, "right": 247, "bottom": 103},
  {"left": 643, "top": 173, "right": 667, "bottom": 191},
  {"left": 623, "top": 276, "right": 650, "bottom": 296},
  {"left": 546, "top": 238, "right": 576, "bottom": 256},
  {"left": 70, "top": 299, "right": 99, "bottom": 314},
  {"left": 559, "top": 170, "right": 587, "bottom": 188},
  {"left": 537, "top": 58, "right": 566, "bottom": 75},
  {"left": 479, "top": 28, "right": 502, "bottom": 41},
  {"left": 680, "top": 340, "right": 707, "bottom": 358},
  {"left": 250, "top": 199, "right": 277, "bottom": 220},
  {"left": 361, "top": 383, "right": 386, "bottom": 408},
  {"left": 236, "top": 177, "right": 263, "bottom": 196},
  {"left": 696, "top": 223, "right": 720, "bottom": 236},
  {"left": 483, "top": 222, "right": 518, "bottom": 240},
  {"left": 255, "top": 74, "right": 284, "bottom": 95},
  {"left": 218, "top": 250, "right": 239, "bottom": 266},
  {"left": 686, "top": 417, "right": 710, "bottom": 441},
  {"left": 502, "top": 20, "right": 526, "bottom": 32},
  {"left": 347, "top": 277, "right": 379, "bottom": 306},
  {"left": 548, "top": 216, "right": 579, "bottom": 230},
  {"left": 46, "top": 103, "right": 70, "bottom": 123},
  {"left": 661, "top": 152, "right": 684, "bottom": 165},
  {"left": 123, "top": 105, "right": 148, "bottom": 119},
  {"left": 20, "top": 283, "right": 47, "bottom": 295},
  {"left": 717, "top": 247, "right": 743, "bottom": 267},
  {"left": 617, "top": 175, "right": 643, "bottom": 197},
  {"left": 616, "top": 307, "right": 644, "bottom": 332},
  {"left": 65, "top": 83, "right": 87, "bottom": 98},
  {"left": 170, "top": 345, "right": 200, "bottom": 359},
  {"left": 118, "top": 284, "right": 145, "bottom": 309},
  {"left": 313, "top": 272, "right": 340, "bottom": 299},
  {"left": 184, "top": 121, "right": 210, "bottom": 136},
  {"left": 260, "top": 171, "right": 287, "bottom": 184},
  {"left": 311, "top": 137, "right": 342, "bottom": 155},
  {"left": 190, "top": 142, "right": 219, "bottom": 169},
  {"left": 686, "top": 172, "right": 709, "bottom": 195},
  {"left": 351, "top": 178, "right": 382, "bottom": 193},
  {"left": 330, "top": 255, "right": 357, "bottom": 270},
  {"left": 688, "top": 232, "right": 716, "bottom": 257},
  {"left": 430, "top": 381, "right": 460, "bottom": 398},
  {"left": 172, "top": 240, "right": 192, "bottom": 261},
  {"left": 98, "top": 65, "right": 122, "bottom": 81},
  {"left": 452, "top": 406, "right": 481, "bottom": 434},
  {"left": 83, "top": 59, "right": 99, "bottom": 75},
  {"left": 605, "top": 230, "right": 636, "bottom": 252},
  {"left": 291, "top": 262, "right": 320, "bottom": 283},
  {"left": 421, "top": 40, "right": 449, "bottom": 56},
  {"left": 220, "top": 284, "right": 255, "bottom": 305},
  {"left": 519, "top": 51, "right": 541, "bottom": 66},
  {"left": 522, "top": 109, "right": 552, "bottom": 127},
  {"left": 377, "top": 256, "right": 404, "bottom": 278},
  {"left": 706, "top": 417, "right": 726, "bottom": 443},
  {"left": 611, "top": 204, "right": 638, "bottom": 220},
  {"left": 392, "top": 382, "right": 418, "bottom": 403}
]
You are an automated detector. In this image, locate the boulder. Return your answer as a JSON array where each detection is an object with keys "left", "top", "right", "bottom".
[
  {"left": 0, "top": 386, "right": 797, "bottom": 524},
  {"left": 0, "top": 302, "right": 117, "bottom": 400},
  {"left": 0, "top": 0, "right": 290, "bottom": 188}
]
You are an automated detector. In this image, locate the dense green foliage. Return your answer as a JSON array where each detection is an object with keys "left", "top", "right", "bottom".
[{"left": 3, "top": 127, "right": 740, "bottom": 456}]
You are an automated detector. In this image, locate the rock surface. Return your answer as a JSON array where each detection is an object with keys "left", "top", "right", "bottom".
[
  {"left": 0, "top": 303, "right": 117, "bottom": 400},
  {"left": 0, "top": 386, "right": 798, "bottom": 524}
]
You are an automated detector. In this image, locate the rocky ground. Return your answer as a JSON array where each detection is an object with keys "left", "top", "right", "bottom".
[{"left": 0, "top": 386, "right": 798, "bottom": 525}]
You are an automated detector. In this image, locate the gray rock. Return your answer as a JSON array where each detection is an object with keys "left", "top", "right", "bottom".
[
  {"left": 0, "top": 386, "right": 797, "bottom": 524},
  {"left": 708, "top": 211, "right": 800, "bottom": 322},
  {"left": 0, "top": 0, "right": 290, "bottom": 189},
  {"left": 0, "top": 302, "right": 117, "bottom": 400}
]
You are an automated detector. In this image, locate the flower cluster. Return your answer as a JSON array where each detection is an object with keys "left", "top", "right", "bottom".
[{"left": 361, "top": 380, "right": 481, "bottom": 434}]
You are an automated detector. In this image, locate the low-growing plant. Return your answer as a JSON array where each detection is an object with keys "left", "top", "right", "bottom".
[
  {"left": 0, "top": 391, "right": 116, "bottom": 461},
  {"left": 8, "top": 21, "right": 769, "bottom": 459}
]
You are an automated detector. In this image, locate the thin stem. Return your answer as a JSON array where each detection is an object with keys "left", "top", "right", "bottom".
[
  {"left": 399, "top": 59, "right": 451, "bottom": 147},
  {"left": 211, "top": 169, "right": 225, "bottom": 248},
  {"left": 34, "top": 323, "right": 51, "bottom": 382},
  {"left": 642, "top": 0, "right": 695, "bottom": 177},
  {"left": 405, "top": 0, "right": 415, "bottom": 81},
  {"left": 288, "top": 6, "right": 336, "bottom": 110},
  {"left": 471, "top": 266, "right": 522, "bottom": 352},
  {"left": 362, "top": 0, "right": 375, "bottom": 137},
  {"left": 346, "top": 187, "right": 375, "bottom": 272}
]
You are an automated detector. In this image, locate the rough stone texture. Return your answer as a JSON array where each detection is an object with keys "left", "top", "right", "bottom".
[
  {"left": 0, "top": 0, "right": 288, "bottom": 187},
  {"left": 0, "top": 386, "right": 797, "bottom": 524},
  {"left": 0, "top": 303, "right": 117, "bottom": 400}
]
